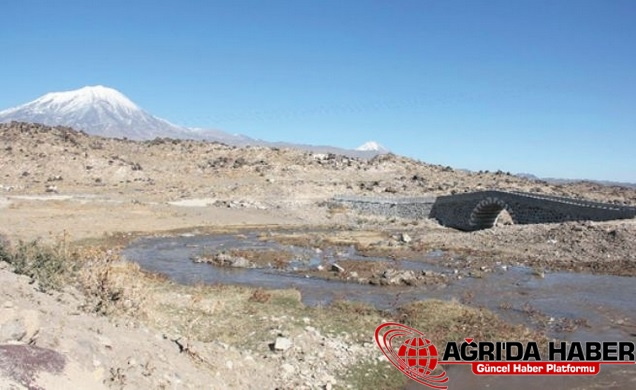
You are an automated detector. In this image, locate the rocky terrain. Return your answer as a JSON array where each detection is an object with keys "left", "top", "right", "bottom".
[
  {"left": 2, "top": 122, "right": 634, "bottom": 209},
  {"left": 1, "top": 121, "right": 635, "bottom": 389}
]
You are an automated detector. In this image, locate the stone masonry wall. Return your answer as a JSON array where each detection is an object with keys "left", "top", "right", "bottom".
[
  {"left": 332, "top": 195, "right": 436, "bottom": 220},
  {"left": 333, "top": 191, "right": 636, "bottom": 231},
  {"left": 430, "top": 191, "right": 636, "bottom": 231}
]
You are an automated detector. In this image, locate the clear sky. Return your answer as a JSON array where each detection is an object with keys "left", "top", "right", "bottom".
[{"left": 2, "top": 0, "right": 635, "bottom": 182}]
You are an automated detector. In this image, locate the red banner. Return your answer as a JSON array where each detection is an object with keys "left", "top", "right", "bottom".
[{"left": 470, "top": 361, "right": 602, "bottom": 375}]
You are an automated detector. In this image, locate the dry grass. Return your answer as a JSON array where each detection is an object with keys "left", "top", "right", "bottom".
[
  {"left": 0, "top": 236, "right": 148, "bottom": 317},
  {"left": 75, "top": 247, "right": 148, "bottom": 316},
  {"left": 139, "top": 281, "right": 305, "bottom": 348},
  {"left": 396, "top": 299, "right": 547, "bottom": 348},
  {"left": 248, "top": 288, "right": 272, "bottom": 303},
  {"left": 342, "top": 298, "right": 550, "bottom": 389},
  {"left": 0, "top": 233, "right": 77, "bottom": 292}
]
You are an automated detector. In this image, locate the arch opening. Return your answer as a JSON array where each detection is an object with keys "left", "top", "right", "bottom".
[
  {"left": 494, "top": 209, "right": 515, "bottom": 227},
  {"left": 469, "top": 197, "right": 515, "bottom": 230}
]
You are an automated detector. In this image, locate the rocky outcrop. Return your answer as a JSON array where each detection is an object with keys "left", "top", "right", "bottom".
[{"left": 0, "top": 302, "right": 39, "bottom": 344}]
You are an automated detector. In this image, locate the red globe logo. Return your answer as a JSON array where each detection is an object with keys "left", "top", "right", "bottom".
[
  {"left": 397, "top": 337, "right": 439, "bottom": 376},
  {"left": 375, "top": 322, "right": 448, "bottom": 389}
]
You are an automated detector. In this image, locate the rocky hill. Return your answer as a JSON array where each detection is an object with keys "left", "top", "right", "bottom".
[{"left": 1, "top": 122, "right": 634, "bottom": 207}]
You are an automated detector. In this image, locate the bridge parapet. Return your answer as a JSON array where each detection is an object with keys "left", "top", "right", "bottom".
[
  {"left": 332, "top": 190, "right": 636, "bottom": 231},
  {"left": 430, "top": 190, "right": 636, "bottom": 231},
  {"left": 507, "top": 191, "right": 634, "bottom": 211}
]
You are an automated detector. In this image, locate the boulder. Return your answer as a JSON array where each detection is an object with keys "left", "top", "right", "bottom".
[
  {"left": 331, "top": 263, "right": 345, "bottom": 273},
  {"left": 274, "top": 337, "right": 292, "bottom": 352},
  {"left": 379, "top": 269, "right": 418, "bottom": 286},
  {"left": 0, "top": 305, "right": 40, "bottom": 343}
]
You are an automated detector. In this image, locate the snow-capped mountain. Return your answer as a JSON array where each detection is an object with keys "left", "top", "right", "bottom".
[
  {"left": 0, "top": 86, "right": 389, "bottom": 158},
  {"left": 356, "top": 141, "right": 389, "bottom": 153},
  {"left": 0, "top": 85, "right": 194, "bottom": 140}
]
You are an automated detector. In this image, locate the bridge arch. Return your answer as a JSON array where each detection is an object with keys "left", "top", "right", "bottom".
[{"left": 469, "top": 197, "right": 516, "bottom": 230}]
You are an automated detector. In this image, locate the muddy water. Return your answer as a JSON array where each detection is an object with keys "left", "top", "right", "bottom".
[
  {"left": 122, "top": 232, "right": 437, "bottom": 307},
  {"left": 123, "top": 231, "right": 636, "bottom": 389}
]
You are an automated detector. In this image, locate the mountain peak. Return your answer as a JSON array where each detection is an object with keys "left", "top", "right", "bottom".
[
  {"left": 0, "top": 85, "right": 183, "bottom": 139},
  {"left": 356, "top": 141, "right": 388, "bottom": 152},
  {"left": 33, "top": 85, "right": 139, "bottom": 113},
  {"left": 0, "top": 87, "right": 391, "bottom": 157}
]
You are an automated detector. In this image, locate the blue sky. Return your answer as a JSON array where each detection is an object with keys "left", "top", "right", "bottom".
[{"left": 2, "top": 0, "right": 635, "bottom": 182}]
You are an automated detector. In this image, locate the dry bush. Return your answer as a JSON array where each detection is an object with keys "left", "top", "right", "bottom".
[
  {"left": 75, "top": 247, "right": 147, "bottom": 317},
  {"left": 0, "top": 234, "right": 77, "bottom": 292},
  {"left": 248, "top": 288, "right": 271, "bottom": 303},
  {"left": 0, "top": 235, "right": 147, "bottom": 317}
]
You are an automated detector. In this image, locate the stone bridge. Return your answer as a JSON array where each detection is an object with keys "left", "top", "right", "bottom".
[{"left": 332, "top": 191, "right": 636, "bottom": 231}]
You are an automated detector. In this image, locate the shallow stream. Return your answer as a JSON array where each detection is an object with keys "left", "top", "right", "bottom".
[{"left": 122, "top": 230, "right": 636, "bottom": 389}]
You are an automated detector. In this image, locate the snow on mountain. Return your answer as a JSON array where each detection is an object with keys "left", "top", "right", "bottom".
[
  {"left": 26, "top": 85, "right": 139, "bottom": 114},
  {"left": 356, "top": 141, "right": 389, "bottom": 152},
  {"left": 0, "top": 86, "right": 390, "bottom": 158},
  {"left": 0, "top": 85, "right": 194, "bottom": 140}
]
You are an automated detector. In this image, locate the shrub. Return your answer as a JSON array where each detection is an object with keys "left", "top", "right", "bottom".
[
  {"left": 0, "top": 238, "right": 146, "bottom": 317},
  {"left": 0, "top": 238, "right": 77, "bottom": 292},
  {"left": 75, "top": 247, "right": 147, "bottom": 317}
]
